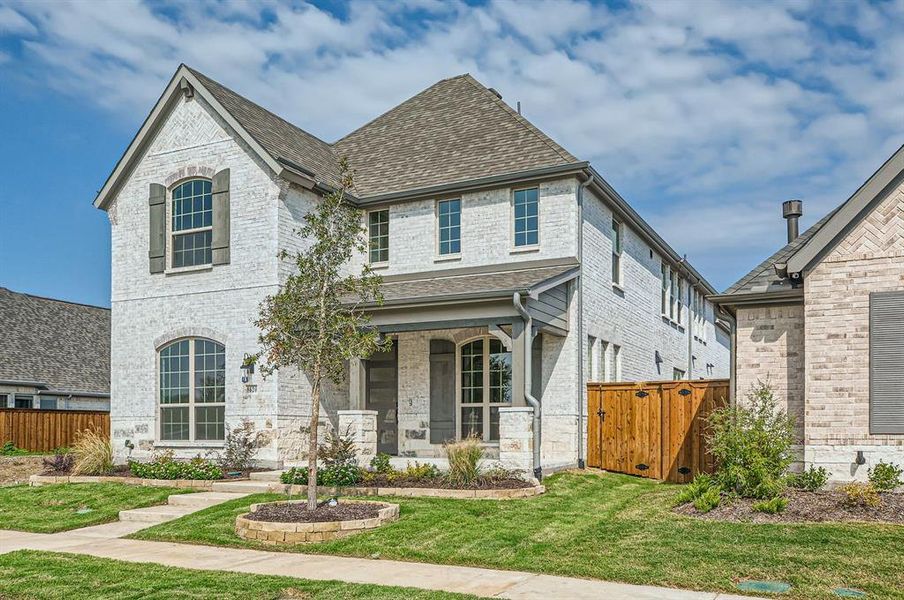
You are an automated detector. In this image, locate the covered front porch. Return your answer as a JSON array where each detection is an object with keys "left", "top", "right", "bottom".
[{"left": 341, "top": 259, "right": 579, "bottom": 477}]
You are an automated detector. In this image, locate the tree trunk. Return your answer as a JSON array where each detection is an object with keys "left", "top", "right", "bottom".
[{"left": 307, "top": 369, "right": 322, "bottom": 511}]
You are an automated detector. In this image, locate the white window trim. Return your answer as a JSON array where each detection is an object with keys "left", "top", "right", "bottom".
[
  {"left": 366, "top": 208, "right": 390, "bottom": 268},
  {"left": 454, "top": 335, "right": 512, "bottom": 444},
  {"left": 156, "top": 337, "right": 226, "bottom": 445},
  {"left": 166, "top": 178, "right": 214, "bottom": 273},
  {"left": 511, "top": 186, "right": 540, "bottom": 252},
  {"left": 435, "top": 198, "right": 462, "bottom": 259}
]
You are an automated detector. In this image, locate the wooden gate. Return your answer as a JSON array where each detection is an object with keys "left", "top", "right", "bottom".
[
  {"left": 587, "top": 380, "right": 728, "bottom": 483},
  {"left": 0, "top": 409, "right": 110, "bottom": 452}
]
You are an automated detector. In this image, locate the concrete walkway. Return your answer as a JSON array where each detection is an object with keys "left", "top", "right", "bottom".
[{"left": 0, "top": 528, "right": 759, "bottom": 600}]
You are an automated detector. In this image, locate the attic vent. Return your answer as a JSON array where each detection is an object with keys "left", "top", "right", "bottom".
[{"left": 488, "top": 87, "right": 502, "bottom": 100}]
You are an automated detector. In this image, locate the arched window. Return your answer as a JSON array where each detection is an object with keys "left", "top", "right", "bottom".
[
  {"left": 159, "top": 338, "right": 225, "bottom": 441},
  {"left": 459, "top": 336, "right": 511, "bottom": 442},
  {"left": 171, "top": 179, "right": 213, "bottom": 268}
]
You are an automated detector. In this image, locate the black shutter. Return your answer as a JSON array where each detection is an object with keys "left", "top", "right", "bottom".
[
  {"left": 429, "top": 340, "right": 456, "bottom": 444},
  {"left": 148, "top": 183, "right": 166, "bottom": 273},
  {"left": 870, "top": 291, "right": 904, "bottom": 434},
  {"left": 211, "top": 168, "right": 230, "bottom": 265}
]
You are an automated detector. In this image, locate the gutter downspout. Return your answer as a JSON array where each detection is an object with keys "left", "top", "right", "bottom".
[
  {"left": 717, "top": 306, "right": 737, "bottom": 404},
  {"left": 513, "top": 291, "right": 542, "bottom": 481},
  {"left": 575, "top": 175, "right": 593, "bottom": 469}
]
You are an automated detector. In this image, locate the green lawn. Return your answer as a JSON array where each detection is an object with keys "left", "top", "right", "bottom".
[
  {"left": 132, "top": 471, "right": 904, "bottom": 600},
  {"left": 0, "top": 483, "right": 191, "bottom": 532},
  {"left": 0, "top": 550, "right": 480, "bottom": 599}
]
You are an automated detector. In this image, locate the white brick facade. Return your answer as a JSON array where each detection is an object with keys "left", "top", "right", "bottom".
[{"left": 105, "top": 91, "right": 728, "bottom": 471}]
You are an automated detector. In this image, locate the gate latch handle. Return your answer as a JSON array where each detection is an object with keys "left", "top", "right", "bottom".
[{"left": 596, "top": 408, "right": 606, "bottom": 421}]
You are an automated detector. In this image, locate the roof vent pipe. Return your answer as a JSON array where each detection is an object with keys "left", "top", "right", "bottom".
[{"left": 782, "top": 200, "right": 803, "bottom": 243}]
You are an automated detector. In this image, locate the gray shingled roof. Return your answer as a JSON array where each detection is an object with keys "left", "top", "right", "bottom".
[
  {"left": 186, "top": 67, "right": 341, "bottom": 187},
  {"left": 0, "top": 288, "right": 110, "bottom": 395},
  {"left": 186, "top": 68, "right": 580, "bottom": 198},
  {"left": 722, "top": 208, "right": 840, "bottom": 295},
  {"left": 334, "top": 75, "right": 580, "bottom": 198},
  {"left": 366, "top": 261, "right": 578, "bottom": 306}
]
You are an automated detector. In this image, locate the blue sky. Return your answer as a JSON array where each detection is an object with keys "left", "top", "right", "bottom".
[{"left": 1, "top": 0, "right": 902, "bottom": 307}]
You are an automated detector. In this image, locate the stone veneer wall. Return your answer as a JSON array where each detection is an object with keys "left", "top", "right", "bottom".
[
  {"left": 734, "top": 304, "right": 806, "bottom": 441},
  {"left": 802, "top": 180, "right": 904, "bottom": 480}
]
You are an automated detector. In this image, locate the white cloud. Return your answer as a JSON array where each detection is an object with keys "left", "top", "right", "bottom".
[{"left": 1, "top": 0, "right": 903, "bottom": 290}]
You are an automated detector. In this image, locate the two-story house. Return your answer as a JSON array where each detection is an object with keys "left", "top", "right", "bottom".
[{"left": 95, "top": 65, "right": 729, "bottom": 474}]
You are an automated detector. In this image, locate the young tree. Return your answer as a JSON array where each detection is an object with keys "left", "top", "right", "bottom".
[{"left": 254, "top": 157, "right": 386, "bottom": 510}]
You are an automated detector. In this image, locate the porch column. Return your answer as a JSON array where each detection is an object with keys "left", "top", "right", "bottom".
[
  {"left": 510, "top": 320, "right": 526, "bottom": 406},
  {"left": 348, "top": 357, "right": 367, "bottom": 410},
  {"left": 498, "top": 406, "right": 534, "bottom": 476},
  {"left": 338, "top": 410, "right": 378, "bottom": 466}
]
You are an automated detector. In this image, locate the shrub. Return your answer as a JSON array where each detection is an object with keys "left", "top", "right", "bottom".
[
  {"left": 445, "top": 437, "right": 483, "bottom": 486},
  {"left": 209, "top": 420, "right": 261, "bottom": 472},
  {"left": 752, "top": 496, "right": 788, "bottom": 514},
  {"left": 71, "top": 428, "right": 113, "bottom": 475},
  {"left": 1, "top": 441, "right": 27, "bottom": 456},
  {"left": 675, "top": 473, "right": 719, "bottom": 506},
  {"left": 370, "top": 452, "right": 393, "bottom": 474},
  {"left": 280, "top": 464, "right": 362, "bottom": 487},
  {"left": 129, "top": 452, "right": 223, "bottom": 480},
  {"left": 841, "top": 482, "right": 881, "bottom": 508},
  {"left": 387, "top": 461, "right": 441, "bottom": 484},
  {"left": 692, "top": 487, "right": 722, "bottom": 513},
  {"left": 482, "top": 463, "right": 522, "bottom": 482},
  {"left": 868, "top": 461, "right": 903, "bottom": 492},
  {"left": 787, "top": 466, "right": 829, "bottom": 491},
  {"left": 708, "top": 381, "right": 795, "bottom": 499},
  {"left": 42, "top": 450, "right": 73, "bottom": 473},
  {"left": 319, "top": 427, "right": 358, "bottom": 469}
]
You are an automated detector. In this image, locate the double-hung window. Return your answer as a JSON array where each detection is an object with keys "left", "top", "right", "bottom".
[
  {"left": 159, "top": 338, "right": 226, "bottom": 442},
  {"left": 611, "top": 218, "right": 622, "bottom": 285},
  {"left": 661, "top": 263, "right": 669, "bottom": 316},
  {"left": 669, "top": 270, "right": 678, "bottom": 321},
  {"left": 368, "top": 210, "right": 389, "bottom": 264},
  {"left": 676, "top": 278, "right": 685, "bottom": 325},
  {"left": 513, "top": 188, "right": 539, "bottom": 247},
  {"left": 171, "top": 179, "right": 213, "bottom": 268},
  {"left": 437, "top": 199, "right": 461, "bottom": 255}
]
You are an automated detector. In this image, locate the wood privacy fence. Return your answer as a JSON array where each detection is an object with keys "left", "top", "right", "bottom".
[
  {"left": 0, "top": 409, "right": 110, "bottom": 452},
  {"left": 587, "top": 380, "right": 729, "bottom": 483}
]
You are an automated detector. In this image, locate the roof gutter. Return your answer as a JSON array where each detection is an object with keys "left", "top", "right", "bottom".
[
  {"left": 513, "top": 291, "right": 543, "bottom": 481},
  {"left": 709, "top": 288, "right": 804, "bottom": 308},
  {"left": 356, "top": 162, "right": 589, "bottom": 206}
]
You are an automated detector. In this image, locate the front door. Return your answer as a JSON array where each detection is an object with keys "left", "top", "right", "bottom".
[{"left": 366, "top": 340, "right": 398, "bottom": 455}]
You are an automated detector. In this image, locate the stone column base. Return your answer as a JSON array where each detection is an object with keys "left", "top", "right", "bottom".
[
  {"left": 498, "top": 406, "right": 534, "bottom": 475},
  {"left": 338, "top": 410, "right": 378, "bottom": 466}
]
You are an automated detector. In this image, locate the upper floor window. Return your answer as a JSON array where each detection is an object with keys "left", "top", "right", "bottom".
[
  {"left": 171, "top": 179, "right": 213, "bottom": 268},
  {"left": 513, "top": 188, "right": 539, "bottom": 247},
  {"left": 669, "top": 270, "right": 678, "bottom": 321},
  {"left": 611, "top": 218, "right": 623, "bottom": 285},
  {"left": 368, "top": 209, "right": 389, "bottom": 264},
  {"left": 159, "top": 338, "right": 225, "bottom": 442},
  {"left": 661, "top": 263, "right": 669, "bottom": 316},
  {"left": 437, "top": 199, "right": 461, "bottom": 255}
]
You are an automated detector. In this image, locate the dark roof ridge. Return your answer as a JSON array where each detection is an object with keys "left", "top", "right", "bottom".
[
  {"left": 184, "top": 65, "right": 334, "bottom": 151},
  {"left": 333, "top": 73, "right": 472, "bottom": 145},
  {"left": 458, "top": 74, "right": 577, "bottom": 164},
  {"left": 0, "top": 287, "right": 110, "bottom": 312}
]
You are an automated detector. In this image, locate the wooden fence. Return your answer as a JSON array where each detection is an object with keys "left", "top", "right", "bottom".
[
  {"left": 0, "top": 408, "right": 110, "bottom": 452},
  {"left": 587, "top": 380, "right": 729, "bottom": 483}
]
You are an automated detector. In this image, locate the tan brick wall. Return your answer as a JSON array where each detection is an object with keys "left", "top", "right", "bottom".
[
  {"left": 804, "top": 180, "right": 904, "bottom": 456},
  {"left": 735, "top": 304, "right": 806, "bottom": 440}
]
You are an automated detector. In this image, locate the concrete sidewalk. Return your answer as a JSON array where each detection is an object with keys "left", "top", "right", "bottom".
[{"left": 1, "top": 526, "right": 758, "bottom": 600}]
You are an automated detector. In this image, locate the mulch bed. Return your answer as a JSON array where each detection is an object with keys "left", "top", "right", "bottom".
[
  {"left": 245, "top": 501, "right": 382, "bottom": 523},
  {"left": 360, "top": 475, "right": 532, "bottom": 489},
  {"left": 675, "top": 489, "right": 904, "bottom": 524}
]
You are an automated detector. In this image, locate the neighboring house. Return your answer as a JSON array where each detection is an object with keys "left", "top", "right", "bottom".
[
  {"left": 712, "top": 144, "right": 904, "bottom": 481},
  {"left": 95, "top": 64, "right": 728, "bottom": 472},
  {"left": 0, "top": 287, "right": 110, "bottom": 411}
]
